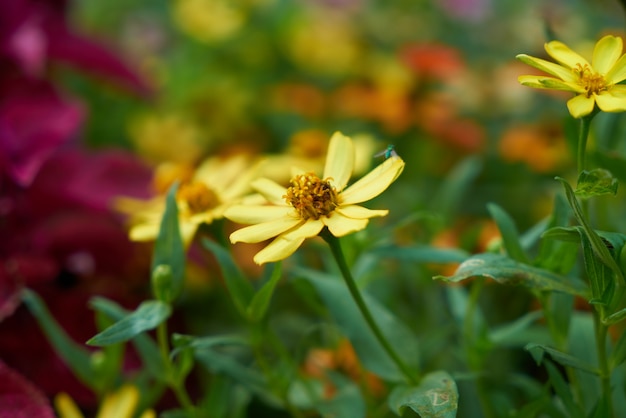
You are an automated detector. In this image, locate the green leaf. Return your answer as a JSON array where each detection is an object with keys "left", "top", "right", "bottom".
[
  {"left": 525, "top": 343, "right": 600, "bottom": 375},
  {"left": 435, "top": 253, "right": 589, "bottom": 297},
  {"left": 556, "top": 177, "right": 625, "bottom": 286},
  {"left": 369, "top": 245, "right": 469, "bottom": 264},
  {"left": 296, "top": 267, "right": 420, "bottom": 382},
  {"left": 489, "top": 310, "right": 548, "bottom": 347},
  {"left": 430, "top": 155, "right": 483, "bottom": 222},
  {"left": 575, "top": 169, "right": 618, "bottom": 198},
  {"left": 87, "top": 300, "right": 171, "bottom": 346},
  {"left": 604, "top": 306, "right": 626, "bottom": 325},
  {"left": 487, "top": 203, "right": 529, "bottom": 263},
  {"left": 21, "top": 289, "right": 98, "bottom": 389},
  {"left": 610, "top": 327, "right": 626, "bottom": 368},
  {"left": 388, "top": 371, "right": 459, "bottom": 418},
  {"left": 290, "top": 373, "right": 366, "bottom": 418},
  {"left": 202, "top": 238, "right": 255, "bottom": 318},
  {"left": 544, "top": 360, "right": 585, "bottom": 418},
  {"left": 247, "top": 262, "right": 282, "bottom": 322},
  {"left": 88, "top": 297, "right": 165, "bottom": 379},
  {"left": 152, "top": 183, "right": 186, "bottom": 302},
  {"left": 579, "top": 232, "right": 613, "bottom": 305}
]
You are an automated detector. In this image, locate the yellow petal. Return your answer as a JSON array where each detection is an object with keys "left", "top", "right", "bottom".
[
  {"left": 253, "top": 219, "right": 324, "bottom": 264},
  {"left": 544, "top": 40, "right": 590, "bottom": 70},
  {"left": 566, "top": 94, "right": 596, "bottom": 118},
  {"left": 224, "top": 205, "right": 295, "bottom": 224},
  {"left": 592, "top": 35, "right": 622, "bottom": 74},
  {"left": 230, "top": 217, "right": 303, "bottom": 243},
  {"left": 336, "top": 205, "right": 388, "bottom": 219},
  {"left": 55, "top": 393, "right": 84, "bottom": 418},
  {"left": 518, "top": 75, "right": 582, "bottom": 92},
  {"left": 595, "top": 87, "right": 626, "bottom": 112},
  {"left": 96, "top": 385, "right": 140, "bottom": 418},
  {"left": 322, "top": 212, "right": 369, "bottom": 237},
  {"left": 340, "top": 156, "right": 405, "bottom": 205},
  {"left": 323, "top": 131, "right": 354, "bottom": 191},
  {"left": 516, "top": 54, "right": 578, "bottom": 82},
  {"left": 129, "top": 223, "right": 159, "bottom": 241},
  {"left": 605, "top": 53, "right": 626, "bottom": 84},
  {"left": 251, "top": 178, "right": 288, "bottom": 205}
]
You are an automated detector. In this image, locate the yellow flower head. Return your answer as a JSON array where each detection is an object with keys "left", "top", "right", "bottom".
[
  {"left": 225, "top": 132, "right": 405, "bottom": 265},
  {"left": 117, "top": 154, "right": 261, "bottom": 246},
  {"left": 517, "top": 35, "right": 626, "bottom": 118}
]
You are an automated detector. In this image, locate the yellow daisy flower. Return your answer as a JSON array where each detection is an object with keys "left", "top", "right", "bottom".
[
  {"left": 117, "top": 154, "right": 261, "bottom": 245},
  {"left": 224, "top": 132, "right": 405, "bottom": 265},
  {"left": 55, "top": 385, "right": 155, "bottom": 418},
  {"left": 517, "top": 35, "right": 626, "bottom": 118}
]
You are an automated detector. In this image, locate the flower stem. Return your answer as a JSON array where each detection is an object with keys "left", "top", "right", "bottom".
[
  {"left": 594, "top": 308, "right": 613, "bottom": 417},
  {"left": 321, "top": 230, "right": 419, "bottom": 385},
  {"left": 577, "top": 114, "right": 593, "bottom": 174}
]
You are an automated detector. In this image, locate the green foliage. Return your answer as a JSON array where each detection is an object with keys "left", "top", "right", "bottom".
[{"left": 388, "top": 371, "right": 459, "bottom": 418}]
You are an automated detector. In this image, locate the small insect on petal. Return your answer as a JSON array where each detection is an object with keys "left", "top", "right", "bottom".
[{"left": 374, "top": 145, "right": 398, "bottom": 159}]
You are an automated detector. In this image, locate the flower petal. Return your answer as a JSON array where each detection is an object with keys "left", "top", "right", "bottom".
[
  {"left": 129, "top": 223, "right": 159, "bottom": 241},
  {"left": 323, "top": 212, "right": 369, "bottom": 237},
  {"left": 336, "top": 205, "right": 388, "bottom": 219},
  {"left": 595, "top": 87, "right": 626, "bottom": 112},
  {"left": 252, "top": 219, "right": 324, "bottom": 264},
  {"left": 605, "top": 53, "right": 626, "bottom": 84},
  {"left": 224, "top": 204, "right": 295, "bottom": 224},
  {"left": 544, "top": 40, "right": 590, "bottom": 70},
  {"left": 518, "top": 75, "right": 583, "bottom": 93},
  {"left": 566, "top": 94, "right": 596, "bottom": 118},
  {"left": 592, "top": 35, "right": 622, "bottom": 74},
  {"left": 251, "top": 178, "right": 288, "bottom": 205},
  {"left": 323, "top": 132, "right": 354, "bottom": 191},
  {"left": 340, "top": 156, "right": 405, "bottom": 205},
  {"left": 230, "top": 217, "right": 303, "bottom": 243},
  {"left": 516, "top": 54, "right": 578, "bottom": 82}
]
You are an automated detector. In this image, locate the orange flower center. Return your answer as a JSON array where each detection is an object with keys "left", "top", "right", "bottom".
[
  {"left": 284, "top": 173, "right": 338, "bottom": 220},
  {"left": 177, "top": 182, "right": 220, "bottom": 214},
  {"left": 574, "top": 63, "right": 607, "bottom": 97}
]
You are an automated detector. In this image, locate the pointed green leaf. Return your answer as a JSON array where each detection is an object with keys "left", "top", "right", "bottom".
[
  {"left": 21, "top": 289, "right": 97, "bottom": 389},
  {"left": 575, "top": 169, "right": 618, "bottom": 198},
  {"left": 296, "top": 267, "right": 420, "bottom": 382},
  {"left": 435, "top": 253, "right": 589, "bottom": 297},
  {"left": 556, "top": 177, "right": 625, "bottom": 286},
  {"left": 87, "top": 300, "right": 171, "bottom": 346},
  {"left": 89, "top": 297, "right": 165, "bottom": 379},
  {"left": 202, "top": 238, "right": 255, "bottom": 318},
  {"left": 544, "top": 361, "right": 585, "bottom": 418},
  {"left": 152, "top": 183, "right": 186, "bottom": 301},
  {"left": 369, "top": 245, "right": 469, "bottom": 264},
  {"left": 604, "top": 306, "right": 626, "bottom": 325},
  {"left": 489, "top": 311, "right": 547, "bottom": 347},
  {"left": 247, "top": 262, "right": 282, "bottom": 322},
  {"left": 525, "top": 343, "right": 600, "bottom": 375},
  {"left": 610, "top": 327, "right": 626, "bottom": 368},
  {"left": 388, "top": 371, "right": 459, "bottom": 418},
  {"left": 487, "top": 203, "right": 529, "bottom": 263}
]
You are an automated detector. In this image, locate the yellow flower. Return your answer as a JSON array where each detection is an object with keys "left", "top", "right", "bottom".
[
  {"left": 517, "top": 35, "right": 626, "bottom": 118},
  {"left": 55, "top": 385, "right": 155, "bottom": 418},
  {"left": 117, "top": 154, "right": 261, "bottom": 245},
  {"left": 225, "top": 132, "right": 405, "bottom": 265}
]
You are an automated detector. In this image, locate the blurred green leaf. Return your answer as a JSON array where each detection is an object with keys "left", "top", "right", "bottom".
[
  {"left": 487, "top": 203, "right": 529, "bottom": 263},
  {"left": 202, "top": 238, "right": 255, "bottom": 318},
  {"left": 290, "top": 373, "right": 366, "bottom": 418},
  {"left": 603, "top": 306, "right": 626, "bottom": 326},
  {"left": 388, "top": 371, "right": 458, "bottom": 417},
  {"left": 247, "top": 262, "right": 282, "bottom": 322},
  {"left": 152, "top": 183, "right": 186, "bottom": 302},
  {"left": 579, "top": 232, "right": 613, "bottom": 305},
  {"left": 544, "top": 361, "right": 585, "bottom": 418},
  {"left": 21, "top": 289, "right": 98, "bottom": 390},
  {"left": 87, "top": 300, "right": 171, "bottom": 346},
  {"left": 489, "top": 310, "right": 548, "bottom": 347},
  {"left": 430, "top": 155, "right": 483, "bottom": 222},
  {"left": 526, "top": 343, "right": 599, "bottom": 375},
  {"left": 296, "top": 267, "right": 420, "bottom": 382},
  {"left": 369, "top": 245, "right": 469, "bottom": 264},
  {"left": 435, "top": 253, "right": 589, "bottom": 297},
  {"left": 610, "top": 327, "right": 626, "bottom": 368},
  {"left": 575, "top": 169, "right": 618, "bottom": 198},
  {"left": 89, "top": 297, "right": 165, "bottom": 379}
]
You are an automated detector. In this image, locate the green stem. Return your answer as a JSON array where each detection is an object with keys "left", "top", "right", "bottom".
[
  {"left": 577, "top": 115, "right": 593, "bottom": 174},
  {"left": 321, "top": 230, "right": 419, "bottom": 385},
  {"left": 156, "top": 322, "right": 195, "bottom": 415},
  {"left": 594, "top": 309, "right": 613, "bottom": 417}
]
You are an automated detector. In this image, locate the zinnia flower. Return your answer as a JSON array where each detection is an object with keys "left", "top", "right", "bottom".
[
  {"left": 118, "top": 154, "right": 260, "bottom": 245},
  {"left": 225, "top": 132, "right": 405, "bottom": 265},
  {"left": 517, "top": 35, "right": 626, "bottom": 118}
]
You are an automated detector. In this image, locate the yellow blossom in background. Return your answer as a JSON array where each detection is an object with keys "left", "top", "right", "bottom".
[
  {"left": 55, "top": 385, "right": 155, "bottom": 418},
  {"left": 225, "top": 132, "right": 405, "bottom": 265},
  {"left": 117, "top": 154, "right": 262, "bottom": 245},
  {"left": 517, "top": 35, "right": 626, "bottom": 118},
  {"left": 172, "top": 0, "right": 245, "bottom": 42}
]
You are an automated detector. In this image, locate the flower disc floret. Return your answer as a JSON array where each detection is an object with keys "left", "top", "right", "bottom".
[
  {"left": 284, "top": 173, "right": 338, "bottom": 220},
  {"left": 177, "top": 181, "right": 220, "bottom": 214}
]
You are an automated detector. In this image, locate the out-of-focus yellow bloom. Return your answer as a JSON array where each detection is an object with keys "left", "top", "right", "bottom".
[
  {"left": 172, "top": 0, "right": 245, "bottom": 42},
  {"left": 225, "top": 132, "right": 405, "bottom": 265},
  {"left": 118, "top": 154, "right": 261, "bottom": 245},
  {"left": 517, "top": 35, "right": 626, "bottom": 118},
  {"left": 55, "top": 385, "right": 155, "bottom": 418},
  {"left": 128, "top": 113, "right": 205, "bottom": 165}
]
